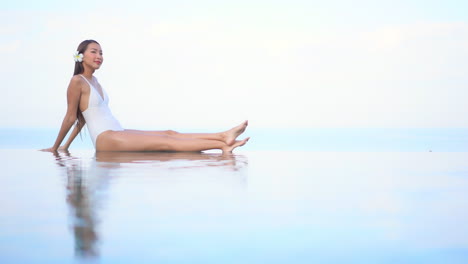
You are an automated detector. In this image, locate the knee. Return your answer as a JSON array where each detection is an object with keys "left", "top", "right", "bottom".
[{"left": 165, "top": 130, "right": 179, "bottom": 136}]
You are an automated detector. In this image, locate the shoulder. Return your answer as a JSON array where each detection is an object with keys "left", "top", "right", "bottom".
[
  {"left": 68, "top": 75, "right": 87, "bottom": 91},
  {"left": 65, "top": 75, "right": 87, "bottom": 98},
  {"left": 70, "top": 75, "right": 85, "bottom": 85}
]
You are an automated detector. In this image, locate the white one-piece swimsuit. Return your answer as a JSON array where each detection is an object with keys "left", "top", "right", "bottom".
[{"left": 80, "top": 75, "right": 124, "bottom": 147}]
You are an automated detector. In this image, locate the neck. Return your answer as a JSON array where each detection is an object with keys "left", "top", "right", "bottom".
[{"left": 81, "top": 67, "right": 95, "bottom": 79}]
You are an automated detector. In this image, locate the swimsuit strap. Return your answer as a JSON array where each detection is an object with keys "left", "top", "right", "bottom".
[{"left": 79, "top": 74, "right": 93, "bottom": 86}]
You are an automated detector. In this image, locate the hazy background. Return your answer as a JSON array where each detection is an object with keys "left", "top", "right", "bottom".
[{"left": 1, "top": 0, "right": 468, "bottom": 130}]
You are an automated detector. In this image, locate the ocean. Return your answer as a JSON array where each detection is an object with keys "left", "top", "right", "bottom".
[{"left": 2, "top": 127, "right": 468, "bottom": 152}]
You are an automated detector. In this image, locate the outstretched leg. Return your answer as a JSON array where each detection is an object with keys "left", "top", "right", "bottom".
[
  {"left": 125, "top": 121, "right": 248, "bottom": 146},
  {"left": 97, "top": 130, "right": 249, "bottom": 153}
]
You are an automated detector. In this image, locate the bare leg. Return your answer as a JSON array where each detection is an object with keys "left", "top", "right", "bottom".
[
  {"left": 125, "top": 120, "right": 248, "bottom": 146},
  {"left": 96, "top": 130, "right": 249, "bottom": 153}
]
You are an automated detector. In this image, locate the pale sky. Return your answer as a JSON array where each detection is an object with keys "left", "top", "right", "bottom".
[{"left": 1, "top": 0, "right": 468, "bottom": 129}]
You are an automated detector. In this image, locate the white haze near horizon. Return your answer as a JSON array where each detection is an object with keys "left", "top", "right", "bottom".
[{"left": 1, "top": 0, "right": 468, "bottom": 130}]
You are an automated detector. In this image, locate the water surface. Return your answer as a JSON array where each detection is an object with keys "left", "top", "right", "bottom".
[{"left": 1, "top": 149, "right": 468, "bottom": 263}]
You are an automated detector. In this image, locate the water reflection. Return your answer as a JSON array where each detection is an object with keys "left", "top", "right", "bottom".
[
  {"left": 53, "top": 151, "right": 101, "bottom": 259},
  {"left": 96, "top": 151, "right": 248, "bottom": 171},
  {"left": 51, "top": 151, "right": 248, "bottom": 260}
]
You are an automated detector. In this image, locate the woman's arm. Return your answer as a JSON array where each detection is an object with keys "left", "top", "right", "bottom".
[
  {"left": 42, "top": 77, "right": 83, "bottom": 152},
  {"left": 59, "top": 120, "right": 86, "bottom": 151}
]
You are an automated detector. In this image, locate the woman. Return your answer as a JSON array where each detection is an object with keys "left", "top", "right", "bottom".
[{"left": 42, "top": 40, "right": 249, "bottom": 153}]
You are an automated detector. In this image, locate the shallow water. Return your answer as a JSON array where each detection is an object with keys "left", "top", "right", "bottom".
[{"left": 1, "top": 149, "right": 468, "bottom": 263}]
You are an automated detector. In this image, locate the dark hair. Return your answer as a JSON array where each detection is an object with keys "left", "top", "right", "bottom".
[{"left": 73, "top": 39, "right": 100, "bottom": 130}]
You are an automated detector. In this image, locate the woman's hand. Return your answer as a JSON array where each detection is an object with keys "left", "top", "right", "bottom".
[
  {"left": 40, "top": 146, "right": 67, "bottom": 152},
  {"left": 40, "top": 147, "right": 58, "bottom": 152}
]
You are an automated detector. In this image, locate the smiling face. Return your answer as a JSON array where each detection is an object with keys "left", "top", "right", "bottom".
[{"left": 82, "top": 42, "right": 103, "bottom": 70}]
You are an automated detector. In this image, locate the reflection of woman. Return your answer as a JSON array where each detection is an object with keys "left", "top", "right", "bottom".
[
  {"left": 43, "top": 39, "right": 249, "bottom": 153},
  {"left": 52, "top": 150, "right": 248, "bottom": 258},
  {"left": 95, "top": 151, "right": 248, "bottom": 172},
  {"left": 54, "top": 151, "right": 102, "bottom": 258}
]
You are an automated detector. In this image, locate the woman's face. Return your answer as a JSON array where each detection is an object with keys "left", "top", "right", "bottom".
[{"left": 82, "top": 43, "right": 103, "bottom": 70}]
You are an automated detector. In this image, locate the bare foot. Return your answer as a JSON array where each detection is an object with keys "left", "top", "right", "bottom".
[
  {"left": 223, "top": 120, "right": 248, "bottom": 146},
  {"left": 222, "top": 137, "right": 250, "bottom": 154}
]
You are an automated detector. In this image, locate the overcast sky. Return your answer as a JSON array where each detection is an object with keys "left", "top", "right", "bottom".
[{"left": 1, "top": 0, "right": 467, "bottom": 130}]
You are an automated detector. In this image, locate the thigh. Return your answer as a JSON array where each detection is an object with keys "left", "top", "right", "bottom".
[
  {"left": 124, "top": 129, "right": 174, "bottom": 136},
  {"left": 96, "top": 130, "right": 171, "bottom": 151}
]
